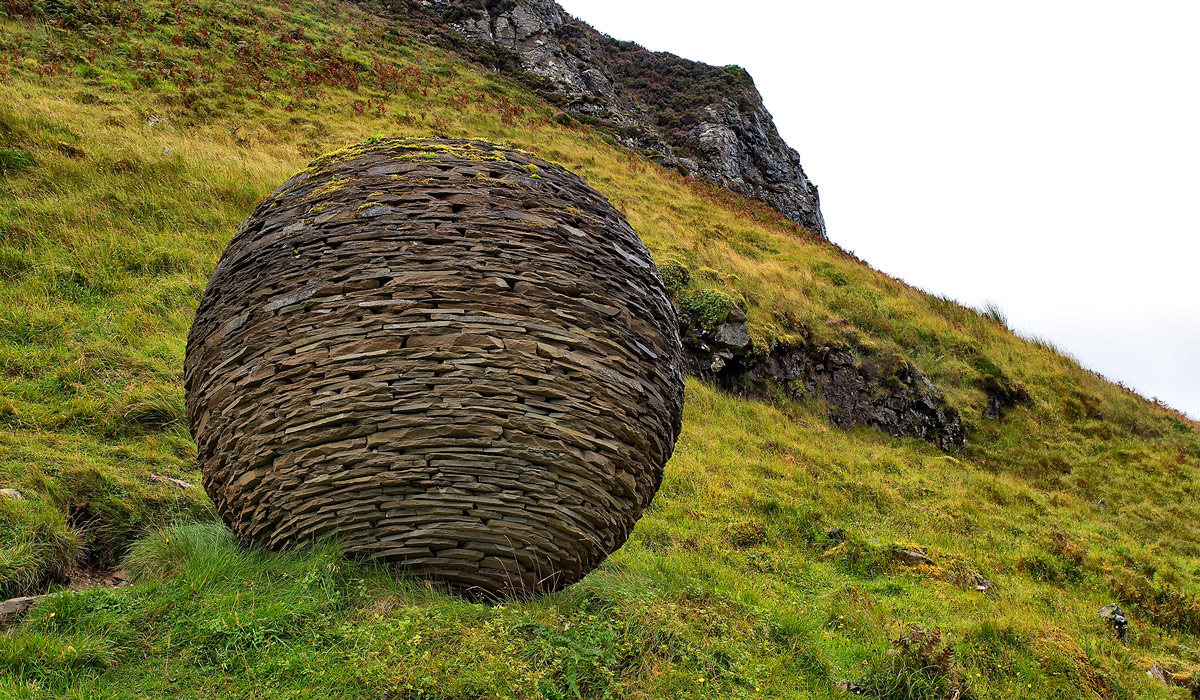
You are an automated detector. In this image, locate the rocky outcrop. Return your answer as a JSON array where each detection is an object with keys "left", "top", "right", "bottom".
[
  {"left": 982, "top": 375, "right": 1031, "bottom": 420},
  {"left": 676, "top": 297, "right": 964, "bottom": 451},
  {"left": 746, "top": 345, "right": 964, "bottom": 451},
  {"left": 185, "top": 138, "right": 684, "bottom": 598},
  {"left": 424, "top": 0, "right": 826, "bottom": 237}
]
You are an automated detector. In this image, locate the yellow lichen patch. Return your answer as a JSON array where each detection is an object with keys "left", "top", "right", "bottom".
[
  {"left": 304, "top": 176, "right": 362, "bottom": 201},
  {"left": 302, "top": 143, "right": 377, "bottom": 171},
  {"left": 387, "top": 174, "right": 438, "bottom": 185},
  {"left": 911, "top": 562, "right": 948, "bottom": 580},
  {"left": 386, "top": 139, "right": 510, "bottom": 163}
]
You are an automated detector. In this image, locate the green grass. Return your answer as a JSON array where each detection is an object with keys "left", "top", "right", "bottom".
[
  {"left": 2, "top": 384, "right": 1192, "bottom": 698},
  {"left": 0, "top": 0, "right": 1198, "bottom": 696}
]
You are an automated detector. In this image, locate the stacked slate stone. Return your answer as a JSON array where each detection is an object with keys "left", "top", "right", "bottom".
[{"left": 185, "top": 138, "right": 684, "bottom": 598}]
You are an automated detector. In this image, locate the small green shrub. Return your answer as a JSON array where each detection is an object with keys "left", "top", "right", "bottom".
[
  {"left": 677, "top": 288, "right": 735, "bottom": 331},
  {"left": 1018, "top": 552, "right": 1081, "bottom": 584},
  {"left": 750, "top": 498, "right": 825, "bottom": 547},
  {"left": 722, "top": 65, "right": 751, "bottom": 84},
  {"left": 969, "top": 354, "right": 1005, "bottom": 382},
  {"left": 812, "top": 260, "right": 849, "bottom": 287},
  {"left": 656, "top": 259, "right": 691, "bottom": 293},
  {"left": 1018, "top": 533, "right": 1085, "bottom": 585}
]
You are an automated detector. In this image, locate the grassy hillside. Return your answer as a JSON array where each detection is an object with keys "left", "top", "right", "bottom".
[{"left": 1, "top": 0, "right": 1198, "bottom": 697}]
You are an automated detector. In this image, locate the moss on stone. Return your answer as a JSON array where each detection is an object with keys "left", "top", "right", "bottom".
[
  {"left": 306, "top": 138, "right": 510, "bottom": 173},
  {"left": 304, "top": 176, "right": 361, "bottom": 201}
]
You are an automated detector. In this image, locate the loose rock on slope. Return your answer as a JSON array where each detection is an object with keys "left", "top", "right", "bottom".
[{"left": 185, "top": 138, "right": 684, "bottom": 598}]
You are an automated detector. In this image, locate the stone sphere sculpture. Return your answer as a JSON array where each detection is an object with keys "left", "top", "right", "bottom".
[{"left": 185, "top": 138, "right": 684, "bottom": 597}]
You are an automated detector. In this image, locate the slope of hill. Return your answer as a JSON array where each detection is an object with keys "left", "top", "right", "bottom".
[{"left": 0, "top": 0, "right": 1198, "bottom": 697}]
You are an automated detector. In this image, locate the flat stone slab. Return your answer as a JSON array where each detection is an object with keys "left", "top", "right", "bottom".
[{"left": 0, "top": 596, "right": 39, "bottom": 627}]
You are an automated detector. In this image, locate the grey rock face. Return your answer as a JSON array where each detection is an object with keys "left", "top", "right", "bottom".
[
  {"left": 713, "top": 322, "right": 751, "bottom": 353},
  {"left": 456, "top": 2, "right": 622, "bottom": 110},
  {"left": 185, "top": 138, "right": 684, "bottom": 598},
  {"left": 430, "top": 0, "right": 826, "bottom": 237},
  {"left": 687, "top": 98, "right": 824, "bottom": 234}
]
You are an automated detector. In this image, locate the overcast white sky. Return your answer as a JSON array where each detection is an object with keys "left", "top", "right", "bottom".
[{"left": 556, "top": 0, "right": 1200, "bottom": 419}]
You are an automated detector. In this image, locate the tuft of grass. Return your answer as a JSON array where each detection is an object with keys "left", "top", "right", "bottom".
[
  {"left": 979, "top": 300, "right": 1009, "bottom": 328},
  {"left": 0, "top": 496, "right": 81, "bottom": 597},
  {"left": 123, "top": 520, "right": 243, "bottom": 582},
  {"left": 0, "top": 148, "right": 35, "bottom": 174}
]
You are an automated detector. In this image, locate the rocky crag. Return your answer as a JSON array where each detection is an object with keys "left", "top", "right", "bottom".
[
  {"left": 390, "top": 0, "right": 826, "bottom": 237},
  {"left": 686, "top": 318, "right": 966, "bottom": 452},
  {"left": 185, "top": 138, "right": 685, "bottom": 597},
  {"left": 663, "top": 263, "right": 966, "bottom": 451}
]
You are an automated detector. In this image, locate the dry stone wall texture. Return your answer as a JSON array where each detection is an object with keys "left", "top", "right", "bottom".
[{"left": 185, "top": 138, "right": 685, "bottom": 597}]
